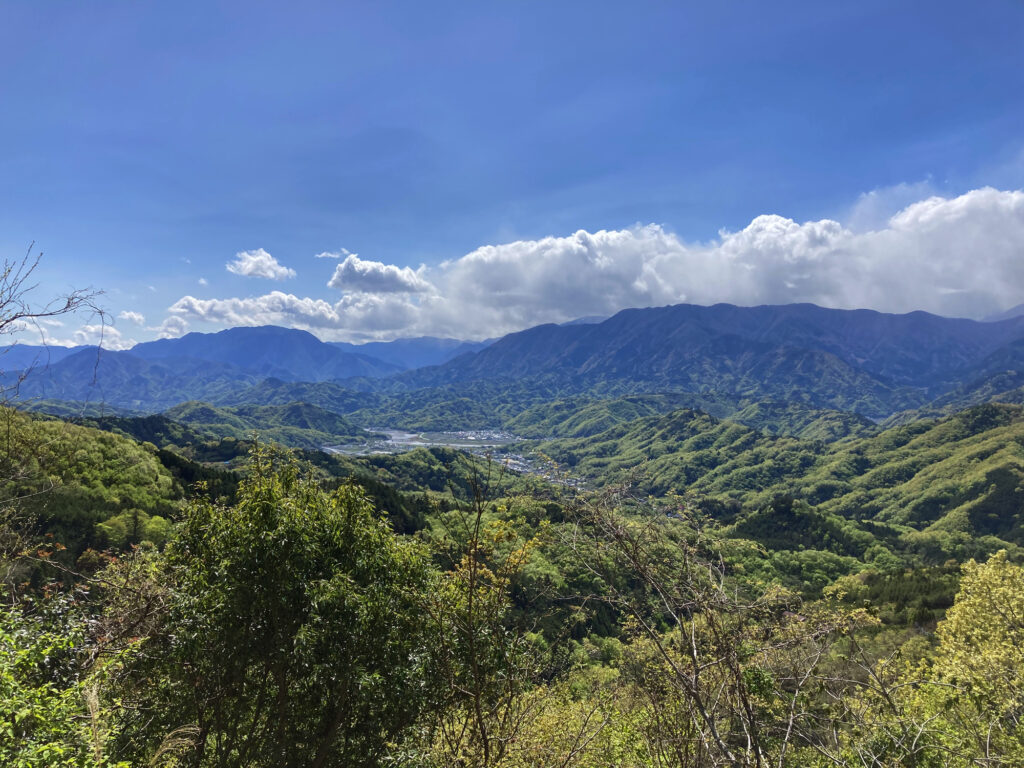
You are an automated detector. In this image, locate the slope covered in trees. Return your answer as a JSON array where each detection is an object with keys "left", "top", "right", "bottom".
[
  {"left": 536, "top": 402, "right": 1024, "bottom": 549},
  {"left": 162, "top": 400, "right": 375, "bottom": 448},
  {"left": 0, "top": 407, "right": 182, "bottom": 554},
  {"left": 398, "top": 303, "right": 1024, "bottom": 417}
]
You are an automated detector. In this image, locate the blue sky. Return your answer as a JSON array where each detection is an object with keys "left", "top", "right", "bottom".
[{"left": 2, "top": 1, "right": 1024, "bottom": 345}]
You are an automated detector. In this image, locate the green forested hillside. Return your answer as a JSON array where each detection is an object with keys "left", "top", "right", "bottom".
[
  {"left": 884, "top": 373, "right": 1024, "bottom": 425},
  {"left": 9, "top": 437, "right": 1024, "bottom": 767},
  {"left": 162, "top": 400, "right": 374, "bottom": 447},
  {"left": 506, "top": 394, "right": 879, "bottom": 441},
  {"left": 80, "top": 412, "right": 210, "bottom": 447},
  {"left": 727, "top": 400, "right": 877, "bottom": 441},
  {"left": 0, "top": 407, "right": 181, "bottom": 554},
  {"left": 504, "top": 393, "right": 733, "bottom": 438},
  {"left": 537, "top": 403, "right": 1024, "bottom": 549}
]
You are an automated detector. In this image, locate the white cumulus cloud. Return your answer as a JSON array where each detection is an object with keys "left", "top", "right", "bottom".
[
  {"left": 117, "top": 310, "right": 145, "bottom": 326},
  {"left": 845, "top": 180, "right": 938, "bottom": 232},
  {"left": 327, "top": 253, "right": 433, "bottom": 294},
  {"left": 73, "top": 324, "right": 135, "bottom": 350},
  {"left": 168, "top": 291, "right": 421, "bottom": 338},
  {"left": 167, "top": 187, "right": 1024, "bottom": 341},
  {"left": 31, "top": 323, "right": 137, "bottom": 351},
  {"left": 226, "top": 249, "right": 296, "bottom": 280},
  {"left": 151, "top": 316, "right": 190, "bottom": 339}
]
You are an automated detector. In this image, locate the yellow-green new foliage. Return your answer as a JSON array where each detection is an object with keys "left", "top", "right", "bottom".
[
  {"left": 910, "top": 551, "right": 1024, "bottom": 762},
  {"left": 538, "top": 403, "right": 1024, "bottom": 547},
  {"left": 0, "top": 598, "right": 129, "bottom": 768},
  {"left": 0, "top": 407, "right": 179, "bottom": 552},
  {"left": 935, "top": 551, "right": 1024, "bottom": 707},
  {"left": 837, "top": 551, "right": 1024, "bottom": 767}
]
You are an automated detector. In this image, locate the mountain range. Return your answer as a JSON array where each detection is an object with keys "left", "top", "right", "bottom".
[
  {"left": 1, "top": 329, "right": 492, "bottom": 409},
  {"left": 398, "top": 303, "right": 1024, "bottom": 417},
  {"left": 130, "top": 326, "right": 403, "bottom": 379},
  {"left": 6, "top": 303, "right": 1024, "bottom": 420},
  {"left": 2, "top": 327, "right": 492, "bottom": 383}
]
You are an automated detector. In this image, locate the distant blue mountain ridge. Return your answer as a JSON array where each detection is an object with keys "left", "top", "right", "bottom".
[
  {"left": 0, "top": 327, "right": 493, "bottom": 410},
  {"left": 5, "top": 303, "right": 1024, "bottom": 419},
  {"left": 3, "top": 326, "right": 491, "bottom": 380}
]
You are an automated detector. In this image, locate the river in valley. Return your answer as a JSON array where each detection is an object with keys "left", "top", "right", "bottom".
[{"left": 323, "top": 428, "right": 518, "bottom": 456}]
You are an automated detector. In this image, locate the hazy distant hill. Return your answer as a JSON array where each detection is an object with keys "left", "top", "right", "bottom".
[
  {"left": 328, "top": 336, "right": 491, "bottom": 370},
  {"left": 132, "top": 326, "right": 402, "bottom": 380},
  {"left": 8, "top": 348, "right": 261, "bottom": 410},
  {"left": 984, "top": 302, "right": 1024, "bottom": 322},
  {"left": 4, "top": 328, "right": 493, "bottom": 410},
  {"left": 3, "top": 327, "right": 403, "bottom": 410},
  {"left": 0, "top": 343, "right": 87, "bottom": 372}
]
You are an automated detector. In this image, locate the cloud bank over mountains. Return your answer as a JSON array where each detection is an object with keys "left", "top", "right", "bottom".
[{"left": 164, "top": 186, "right": 1024, "bottom": 341}]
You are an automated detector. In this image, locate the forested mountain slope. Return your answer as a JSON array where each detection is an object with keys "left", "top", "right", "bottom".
[
  {"left": 501, "top": 393, "right": 872, "bottom": 440},
  {"left": 537, "top": 402, "right": 1024, "bottom": 545},
  {"left": 131, "top": 325, "right": 402, "bottom": 380},
  {"left": 402, "top": 303, "right": 1024, "bottom": 417},
  {"left": 0, "top": 407, "right": 182, "bottom": 553},
  {"left": 162, "top": 400, "right": 374, "bottom": 447},
  {"left": 453, "top": 303, "right": 1024, "bottom": 386}
]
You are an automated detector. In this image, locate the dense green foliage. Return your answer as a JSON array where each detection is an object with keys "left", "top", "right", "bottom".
[
  {"left": 6, "top": 424, "right": 1024, "bottom": 766},
  {"left": 505, "top": 393, "right": 729, "bottom": 438},
  {"left": 537, "top": 403, "right": 1024, "bottom": 553},
  {"left": 109, "top": 450, "right": 436, "bottom": 767},
  {"left": 0, "top": 407, "right": 180, "bottom": 557},
  {"left": 727, "top": 400, "right": 876, "bottom": 441},
  {"left": 0, "top": 595, "right": 119, "bottom": 767},
  {"left": 163, "top": 400, "right": 374, "bottom": 448}
]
